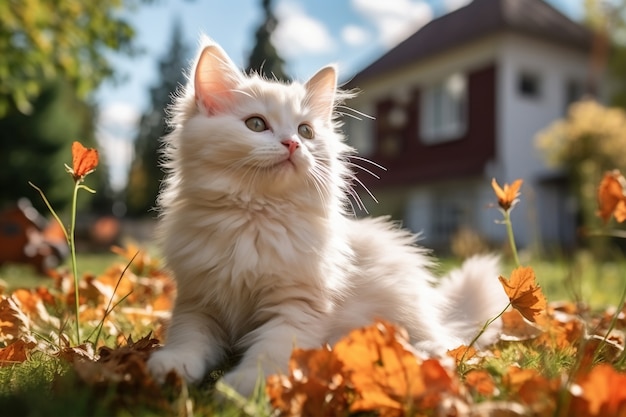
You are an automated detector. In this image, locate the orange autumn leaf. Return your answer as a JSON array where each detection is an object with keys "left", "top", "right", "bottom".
[
  {"left": 500, "top": 309, "right": 543, "bottom": 341},
  {"left": 498, "top": 266, "right": 547, "bottom": 323},
  {"left": 534, "top": 316, "right": 584, "bottom": 351},
  {"left": 502, "top": 365, "right": 559, "bottom": 411},
  {"left": 570, "top": 364, "right": 626, "bottom": 416},
  {"left": 266, "top": 346, "right": 348, "bottom": 417},
  {"left": 71, "top": 141, "right": 99, "bottom": 180},
  {"left": 491, "top": 178, "right": 523, "bottom": 211},
  {"left": 464, "top": 369, "right": 496, "bottom": 397},
  {"left": 597, "top": 170, "right": 626, "bottom": 224},
  {"left": 334, "top": 320, "right": 459, "bottom": 417},
  {"left": 0, "top": 296, "right": 30, "bottom": 342},
  {"left": 0, "top": 339, "right": 36, "bottom": 366},
  {"left": 447, "top": 344, "right": 476, "bottom": 365}
]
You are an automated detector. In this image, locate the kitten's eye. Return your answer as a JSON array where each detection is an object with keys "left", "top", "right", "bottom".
[
  {"left": 298, "top": 123, "right": 314, "bottom": 139},
  {"left": 245, "top": 116, "right": 268, "bottom": 132}
]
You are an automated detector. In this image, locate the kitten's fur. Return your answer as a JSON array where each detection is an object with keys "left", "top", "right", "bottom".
[{"left": 147, "top": 37, "right": 509, "bottom": 396}]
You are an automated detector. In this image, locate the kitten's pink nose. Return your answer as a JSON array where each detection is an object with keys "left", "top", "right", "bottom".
[{"left": 281, "top": 139, "right": 300, "bottom": 155}]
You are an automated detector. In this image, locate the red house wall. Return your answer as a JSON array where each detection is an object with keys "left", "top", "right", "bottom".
[{"left": 360, "top": 64, "right": 497, "bottom": 190}]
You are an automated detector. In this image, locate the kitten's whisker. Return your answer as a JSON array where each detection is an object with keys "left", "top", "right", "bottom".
[
  {"left": 346, "top": 162, "right": 380, "bottom": 179},
  {"left": 308, "top": 166, "right": 331, "bottom": 207},
  {"left": 348, "top": 186, "right": 367, "bottom": 213},
  {"left": 352, "top": 175, "right": 378, "bottom": 204},
  {"left": 336, "top": 105, "right": 375, "bottom": 121},
  {"left": 348, "top": 156, "right": 387, "bottom": 171},
  {"left": 345, "top": 196, "right": 358, "bottom": 216}
]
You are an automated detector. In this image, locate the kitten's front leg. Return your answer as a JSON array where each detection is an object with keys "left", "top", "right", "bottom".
[
  {"left": 221, "top": 318, "right": 322, "bottom": 397},
  {"left": 148, "top": 306, "right": 227, "bottom": 384}
]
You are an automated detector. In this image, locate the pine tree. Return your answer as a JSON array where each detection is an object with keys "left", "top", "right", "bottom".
[
  {"left": 246, "top": 0, "right": 289, "bottom": 81},
  {"left": 126, "top": 19, "right": 190, "bottom": 216}
]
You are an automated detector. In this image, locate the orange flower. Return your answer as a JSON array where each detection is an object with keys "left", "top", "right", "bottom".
[
  {"left": 498, "top": 266, "right": 547, "bottom": 324},
  {"left": 70, "top": 141, "right": 99, "bottom": 181},
  {"left": 491, "top": 178, "right": 523, "bottom": 211},
  {"left": 597, "top": 170, "right": 626, "bottom": 224}
]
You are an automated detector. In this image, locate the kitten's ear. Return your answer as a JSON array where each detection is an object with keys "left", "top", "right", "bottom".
[
  {"left": 193, "top": 43, "right": 242, "bottom": 114},
  {"left": 304, "top": 66, "right": 337, "bottom": 121}
]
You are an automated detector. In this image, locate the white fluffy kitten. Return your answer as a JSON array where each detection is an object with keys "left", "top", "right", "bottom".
[{"left": 147, "top": 37, "right": 509, "bottom": 397}]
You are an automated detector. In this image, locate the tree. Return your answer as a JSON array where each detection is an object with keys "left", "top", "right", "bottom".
[
  {"left": 584, "top": 0, "right": 626, "bottom": 107},
  {"left": 0, "top": 0, "right": 135, "bottom": 117},
  {"left": 0, "top": 79, "right": 105, "bottom": 213},
  {"left": 126, "top": 19, "right": 190, "bottom": 216},
  {"left": 535, "top": 99, "right": 626, "bottom": 250},
  {"left": 246, "top": 0, "right": 289, "bottom": 81},
  {"left": 0, "top": 0, "right": 139, "bottom": 214}
]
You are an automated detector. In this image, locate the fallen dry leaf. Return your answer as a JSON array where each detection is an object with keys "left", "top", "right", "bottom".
[
  {"left": 447, "top": 344, "right": 476, "bottom": 365},
  {"left": 266, "top": 345, "right": 348, "bottom": 417},
  {"left": 500, "top": 309, "right": 543, "bottom": 341},
  {"left": 534, "top": 316, "right": 584, "bottom": 352},
  {"left": 503, "top": 366, "right": 559, "bottom": 416},
  {"left": 570, "top": 364, "right": 626, "bottom": 416},
  {"left": 0, "top": 296, "right": 30, "bottom": 342},
  {"left": 464, "top": 369, "right": 497, "bottom": 397},
  {"left": 0, "top": 339, "right": 36, "bottom": 366},
  {"left": 334, "top": 320, "right": 460, "bottom": 417},
  {"left": 597, "top": 170, "right": 626, "bottom": 224}
]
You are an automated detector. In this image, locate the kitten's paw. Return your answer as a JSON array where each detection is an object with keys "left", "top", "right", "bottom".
[
  {"left": 221, "top": 367, "right": 262, "bottom": 398},
  {"left": 147, "top": 348, "right": 206, "bottom": 384}
]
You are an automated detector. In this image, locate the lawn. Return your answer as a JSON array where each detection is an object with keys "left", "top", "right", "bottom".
[{"left": 1, "top": 243, "right": 626, "bottom": 416}]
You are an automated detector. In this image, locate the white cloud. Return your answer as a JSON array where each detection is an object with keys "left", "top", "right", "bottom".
[
  {"left": 341, "top": 24, "right": 371, "bottom": 46},
  {"left": 443, "top": 0, "right": 472, "bottom": 12},
  {"left": 351, "top": 0, "right": 433, "bottom": 48},
  {"left": 273, "top": 1, "right": 336, "bottom": 58},
  {"left": 98, "top": 102, "right": 141, "bottom": 128},
  {"left": 96, "top": 102, "right": 141, "bottom": 192}
]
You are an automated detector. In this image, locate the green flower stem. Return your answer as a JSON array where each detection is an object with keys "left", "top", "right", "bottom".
[
  {"left": 609, "top": 277, "right": 626, "bottom": 366},
  {"left": 28, "top": 182, "right": 69, "bottom": 243},
  {"left": 459, "top": 301, "right": 511, "bottom": 370},
  {"left": 70, "top": 181, "right": 81, "bottom": 343},
  {"left": 503, "top": 209, "right": 521, "bottom": 267}
]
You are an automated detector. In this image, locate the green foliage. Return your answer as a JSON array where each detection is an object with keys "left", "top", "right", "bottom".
[
  {"left": 125, "top": 19, "right": 190, "bottom": 217},
  {"left": 0, "top": 0, "right": 136, "bottom": 117},
  {"left": 0, "top": 79, "right": 105, "bottom": 213},
  {"left": 535, "top": 99, "right": 626, "bottom": 245},
  {"left": 584, "top": 0, "right": 626, "bottom": 107},
  {"left": 246, "top": 0, "right": 289, "bottom": 81}
]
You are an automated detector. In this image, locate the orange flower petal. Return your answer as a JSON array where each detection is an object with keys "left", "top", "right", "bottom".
[
  {"left": 492, "top": 178, "right": 523, "bottom": 211},
  {"left": 72, "top": 141, "right": 99, "bottom": 179}
]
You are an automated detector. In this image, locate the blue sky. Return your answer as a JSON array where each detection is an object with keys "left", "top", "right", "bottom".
[{"left": 95, "top": 0, "right": 584, "bottom": 191}]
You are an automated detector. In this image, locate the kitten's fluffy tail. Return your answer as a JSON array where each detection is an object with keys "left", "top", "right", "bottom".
[{"left": 437, "top": 255, "right": 509, "bottom": 348}]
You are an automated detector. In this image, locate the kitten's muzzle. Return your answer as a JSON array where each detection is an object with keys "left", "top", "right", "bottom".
[{"left": 281, "top": 139, "right": 300, "bottom": 156}]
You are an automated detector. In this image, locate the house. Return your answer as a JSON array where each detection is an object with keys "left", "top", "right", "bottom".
[{"left": 342, "top": 0, "right": 595, "bottom": 251}]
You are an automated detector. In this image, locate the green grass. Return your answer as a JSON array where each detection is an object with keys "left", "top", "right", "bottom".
[
  {"left": 2, "top": 249, "right": 626, "bottom": 416},
  {"left": 0, "top": 251, "right": 119, "bottom": 291},
  {"left": 435, "top": 251, "right": 626, "bottom": 310}
]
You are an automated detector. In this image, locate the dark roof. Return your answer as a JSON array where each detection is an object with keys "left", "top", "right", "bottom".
[{"left": 347, "top": 0, "right": 593, "bottom": 86}]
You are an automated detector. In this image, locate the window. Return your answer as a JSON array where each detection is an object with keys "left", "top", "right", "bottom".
[
  {"left": 420, "top": 73, "right": 467, "bottom": 144},
  {"left": 564, "top": 79, "right": 585, "bottom": 112},
  {"left": 431, "top": 198, "right": 463, "bottom": 244},
  {"left": 344, "top": 112, "right": 375, "bottom": 156},
  {"left": 517, "top": 71, "right": 541, "bottom": 98}
]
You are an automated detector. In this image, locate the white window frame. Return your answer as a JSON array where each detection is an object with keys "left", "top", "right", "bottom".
[{"left": 420, "top": 73, "right": 467, "bottom": 144}]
